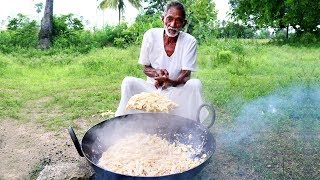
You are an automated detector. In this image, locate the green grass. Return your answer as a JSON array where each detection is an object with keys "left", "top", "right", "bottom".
[
  {"left": 0, "top": 46, "right": 144, "bottom": 129},
  {"left": 197, "top": 40, "right": 320, "bottom": 114},
  {"left": 0, "top": 40, "right": 319, "bottom": 130}
]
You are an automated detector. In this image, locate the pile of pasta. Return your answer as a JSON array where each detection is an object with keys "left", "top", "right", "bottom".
[
  {"left": 126, "top": 92, "right": 178, "bottom": 112},
  {"left": 98, "top": 133, "right": 206, "bottom": 176}
]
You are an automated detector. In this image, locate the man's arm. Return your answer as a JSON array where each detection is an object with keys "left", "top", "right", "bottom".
[
  {"left": 171, "top": 70, "right": 191, "bottom": 86},
  {"left": 155, "top": 70, "right": 191, "bottom": 89},
  {"left": 166, "top": 70, "right": 191, "bottom": 87},
  {"left": 143, "top": 65, "right": 169, "bottom": 78}
]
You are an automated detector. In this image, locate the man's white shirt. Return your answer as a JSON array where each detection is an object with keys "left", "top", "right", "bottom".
[{"left": 138, "top": 28, "right": 197, "bottom": 83}]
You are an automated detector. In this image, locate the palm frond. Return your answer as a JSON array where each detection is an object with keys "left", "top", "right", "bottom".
[
  {"left": 99, "top": 0, "right": 118, "bottom": 10},
  {"left": 128, "top": 0, "right": 142, "bottom": 9}
]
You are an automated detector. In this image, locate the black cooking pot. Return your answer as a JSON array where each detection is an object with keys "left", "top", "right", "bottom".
[{"left": 68, "top": 104, "right": 216, "bottom": 180}]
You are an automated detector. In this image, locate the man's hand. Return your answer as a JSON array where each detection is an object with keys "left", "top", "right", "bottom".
[
  {"left": 154, "top": 75, "right": 171, "bottom": 90},
  {"left": 154, "top": 69, "right": 170, "bottom": 89},
  {"left": 155, "top": 70, "right": 191, "bottom": 90},
  {"left": 154, "top": 80, "right": 162, "bottom": 89},
  {"left": 155, "top": 69, "right": 169, "bottom": 78},
  {"left": 143, "top": 66, "right": 190, "bottom": 90},
  {"left": 143, "top": 66, "right": 168, "bottom": 78}
]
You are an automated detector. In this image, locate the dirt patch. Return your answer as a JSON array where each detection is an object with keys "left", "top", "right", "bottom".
[
  {"left": 0, "top": 96, "right": 110, "bottom": 179},
  {"left": 0, "top": 119, "right": 85, "bottom": 179},
  {"left": 20, "top": 96, "right": 63, "bottom": 123}
]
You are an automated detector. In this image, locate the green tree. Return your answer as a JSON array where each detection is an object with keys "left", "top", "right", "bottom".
[
  {"left": 99, "top": 0, "right": 142, "bottom": 24},
  {"left": 126, "top": 12, "right": 163, "bottom": 44},
  {"left": 229, "top": 0, "right": 320, "bottom": 36},
  {"left": 180, "top": 0, "right": 217, "bottom": 43},
  {"left": 218, "top": 21, "right": 255, "bottom": 39},
  {"left": 143, "top": 0, "right": 167, "bottom": 14},
  {"left": 141, "top": 0, "right": 217, "bottom": 43}
]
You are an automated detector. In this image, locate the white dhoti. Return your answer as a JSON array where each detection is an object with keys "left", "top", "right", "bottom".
[{"left": 115, "top": 76, "right": 208, "bottom": 122}]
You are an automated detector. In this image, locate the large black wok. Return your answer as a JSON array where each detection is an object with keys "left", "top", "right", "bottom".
[{"left": 68, "top": 104, "right": 216, "bottom": 180}]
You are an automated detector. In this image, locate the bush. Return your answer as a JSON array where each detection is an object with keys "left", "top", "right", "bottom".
[
  {"left": 93, "top": 25, "right": 116, "bottom": 47},
  {"left": 113, "top": 37, "right": 127, "bottom": 48},
  {"left": 52, "top": 14, "right": 96, "bottom": 53},
  {"left": 52, "top": 14, "right": 84, "bottom": 37},
  {"left": 53, "top": 30, "right": 95, "bottom": 53},
  {"left": 299, "top": 32, "right": 319, "bottom": 45},
  {"left": 0, "top": 14, "right": 38, "bottom": 53},
  {"left": 92, "top": 23, "right": 130, "bottom": 48},
  {"left": 216, "top": 50, "right": 232, "bottom": 64}
]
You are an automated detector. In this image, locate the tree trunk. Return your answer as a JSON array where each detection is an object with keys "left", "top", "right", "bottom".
[
  {"left": 118, "top": 8, "right": 121, "bottom": 24},
  {"left": 118, "top": 3, "right": 121, "bottom": 24},
  {"left": 118, "top": 0, "right": 124, "bottom": 25},
  {"left": 38, "top": 0, "right": 53, "bottom": 49}
]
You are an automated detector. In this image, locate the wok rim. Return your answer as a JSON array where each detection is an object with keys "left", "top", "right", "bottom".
[{"left": 80, "top": 112, "right": 215, "bottom": 178}]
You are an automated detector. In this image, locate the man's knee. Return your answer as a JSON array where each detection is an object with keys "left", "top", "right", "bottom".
[
  {"left": 185, "top": 79, "right": 202, "bottom": 90},
  {"left": 122, "top": 76, "right": 138, "bottom": 89}
]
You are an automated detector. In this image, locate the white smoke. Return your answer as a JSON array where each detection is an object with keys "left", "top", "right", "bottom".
[{"left": 218, "top": 85, "right": 320, "bottom": 145}]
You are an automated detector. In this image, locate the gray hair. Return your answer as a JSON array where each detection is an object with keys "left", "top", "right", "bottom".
[{"left": 163, "top": 1, "right": 186, "bottom": 20}]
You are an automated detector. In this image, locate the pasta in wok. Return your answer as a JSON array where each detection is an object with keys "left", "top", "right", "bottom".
[{"left": 97, "top": 133, "right": 206, "bottom": 176}]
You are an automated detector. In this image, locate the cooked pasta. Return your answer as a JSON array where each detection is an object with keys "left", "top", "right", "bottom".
[
  {"left": 126, "top": 92, "right": 178, "bottom": 112},
  {"left": 97, "top": 133, "right": 206, "bottom": 176}
]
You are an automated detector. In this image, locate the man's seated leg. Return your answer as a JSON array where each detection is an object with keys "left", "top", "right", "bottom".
[
  {"left": 168, "top": 79, "right": 207, "bottom": 121},
  {"left": 185, "top": 79, "right": 208, "bottom": 121},
  {"left": 115, "top": 76, "right": 155, "bottom": 117}
]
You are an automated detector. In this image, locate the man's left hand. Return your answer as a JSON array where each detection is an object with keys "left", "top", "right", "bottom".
[{"left": 154, "top": 75, "right": 172, "bottom": 90}]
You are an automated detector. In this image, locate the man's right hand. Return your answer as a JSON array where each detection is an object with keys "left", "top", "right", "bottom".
[
  {"left": 155, "top": 69, "right": 169, "bottom": 78},
  {"left": 155, "top": 80, "right": 161, "bottom": 89},
  {"left": 143, "top": 66, "right": 169, "bottom": 78},
  {"left": 154, "top": 69, "right": 169, "bottom": 89},
  {"left": 143, "top": 66, "right": 169, "bottom": 89}
]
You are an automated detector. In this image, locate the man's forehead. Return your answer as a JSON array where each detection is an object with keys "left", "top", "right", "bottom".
[{"left": 165, "top": 7, "right": 184, "bottom": 18}]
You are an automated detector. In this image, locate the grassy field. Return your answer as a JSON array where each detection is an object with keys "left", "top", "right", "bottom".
[
  {"left": 0, "top": 39, "right": 320, "bottom": 178},
  {"left": 0, "top": 39, "right": 319, "bottom": 129}
]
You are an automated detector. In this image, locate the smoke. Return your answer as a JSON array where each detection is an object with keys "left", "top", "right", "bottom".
[
  {"left": 217, "top": 85, "right": 320, "bottom": 145},
  {"left": 83, "top": 113, "right": 213, "bottom": 164}
]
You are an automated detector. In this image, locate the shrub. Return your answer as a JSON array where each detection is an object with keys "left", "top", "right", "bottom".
[
  {"left": 299, "top": 32, "right": 319, "bottom": 45},
  {"left": 113, "top": 37, "right": 127, "bottom": 48},
  {"left": 0, "top": 14, "right": 38, "bottom": 52},
  {"left": 216, "top": 50, "right": 232, "bottom": 64},
  {"left": 52, "top": 14, "right": 96, "bottom": 53},
  {"left": 93, "top": 25, "right": 117, "bottom": 47},
  {"left": 92, "top": 23, "right": 131, "bottom": 48}
]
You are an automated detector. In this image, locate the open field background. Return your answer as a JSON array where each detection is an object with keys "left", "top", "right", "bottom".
[{"left": 0, "top": 39, "right": 319, "bottom": 179}]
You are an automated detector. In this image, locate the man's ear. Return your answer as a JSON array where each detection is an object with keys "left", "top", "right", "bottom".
[
  {"left": 183, "top": 20, "right": 188, "bottom": 28},
  {"left": 161, "top": 16, "right": 164, "bottom": 23}
]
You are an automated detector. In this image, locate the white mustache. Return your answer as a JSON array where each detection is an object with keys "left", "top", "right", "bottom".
[{"left": 167, "top": 27, "right": 179, "bottom": 31}]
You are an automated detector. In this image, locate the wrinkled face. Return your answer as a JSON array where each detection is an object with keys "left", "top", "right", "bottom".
[{"left": 162, "top": 7, "right": 186, "bottom": 37}]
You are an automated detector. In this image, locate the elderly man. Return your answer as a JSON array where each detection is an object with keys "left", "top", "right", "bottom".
[{"left": 115, "top": 1, "right": 207, "bottom": 121}]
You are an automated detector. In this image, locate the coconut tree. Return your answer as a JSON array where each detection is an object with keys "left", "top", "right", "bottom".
[
  {"left": 99, "top": 0, "right": 142, "bottom": 24},
  {"left": 38, "top": 0, "right": 53, "bottom": 49}
]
